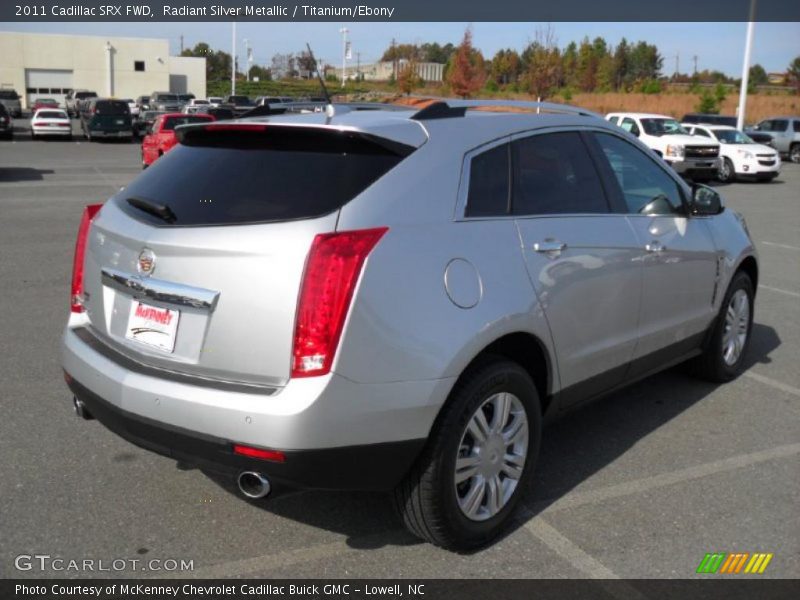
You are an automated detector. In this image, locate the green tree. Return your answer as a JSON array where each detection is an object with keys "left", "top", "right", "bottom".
[
  {"left": 490, "top": 48, "right": 521, "bottom": 86},
  {"left": 749, "top": 64, "right": 769, "bottom": 86},
  {"left": 696, "top": 89, "right": 719, "bottom": 113},
  {"left": 612, "top": 38, "right": 630, "bottom": 90},
  {"left": 181, "top": 42, "right": 232, "bottom": 82},
  {"left": 561, "top": 41, "right": 578, "bottom": 88},
  {"left": 787, "top": 56, "right": 800, "bottom": 93}
]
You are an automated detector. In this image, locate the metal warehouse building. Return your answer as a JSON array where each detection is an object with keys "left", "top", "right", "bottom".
[{"left": 0, "top": 32, "right": 206, "bottom": 110}]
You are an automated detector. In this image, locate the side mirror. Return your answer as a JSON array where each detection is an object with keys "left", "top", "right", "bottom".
[{"left": 690, "top": 184, "right": 724, "bottom": 216}]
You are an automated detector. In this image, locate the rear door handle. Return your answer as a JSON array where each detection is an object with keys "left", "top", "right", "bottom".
[
  {"left": 645, "top": 241, "right": 666, "bottom": 253},
  {"left": 533, "top": 240, "right": 567, "bottom": 253}
]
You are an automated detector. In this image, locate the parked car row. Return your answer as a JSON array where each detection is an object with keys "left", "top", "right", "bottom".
[{"left": 606, "top": 111, "right": 798, "bottom": 182}]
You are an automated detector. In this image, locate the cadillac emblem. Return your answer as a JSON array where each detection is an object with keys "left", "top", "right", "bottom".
[{"left": 137, "top": 248, "right": 156, "bottom": 276}]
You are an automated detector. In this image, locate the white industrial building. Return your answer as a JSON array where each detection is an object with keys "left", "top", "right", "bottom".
[
  {"left": 334, "top": 60, "right": 445, "bottom": 82},
  {"left": 0, "top": 31, "right": 206, "bottom": 109}
]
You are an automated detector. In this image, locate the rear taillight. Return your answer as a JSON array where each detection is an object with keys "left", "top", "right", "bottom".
[
  {"left": 70, "top": 204, "right": 103, "bottom": 313},
  {"left": 291, "top": 227, "right": 388, "bottom": 378}
]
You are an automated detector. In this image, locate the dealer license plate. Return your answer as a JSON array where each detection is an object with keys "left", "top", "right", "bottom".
[{"left": 125, "top": 300, "right": 180, "bottom": 352}]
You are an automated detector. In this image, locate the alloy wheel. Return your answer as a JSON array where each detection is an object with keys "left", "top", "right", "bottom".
[
  {"left": 722, "top": 289, "right": 750, "bottom": 366},
  {"left": 454, "top": 392, "right": 528, "bottom": 522}
]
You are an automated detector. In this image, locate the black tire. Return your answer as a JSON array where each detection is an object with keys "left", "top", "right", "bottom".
[
  {"left": 718, "top": 158, "right": 736, "bottom": 183},
  {"left": 394, "top": 357, "right": 542, "bottom": 550},
  {"left": 789, "top": 144, "right": 800, "bottom": 164},
  {"left": 688, "top": 271, "right": 754, "bottom": 383}
]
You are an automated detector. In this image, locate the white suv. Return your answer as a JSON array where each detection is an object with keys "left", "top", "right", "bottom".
[
  {"left": 607, "top": 112, "right": 721, "bottom": 181},
  {"left": 682, "top": 123, "right": 781, "bottom": 183}
]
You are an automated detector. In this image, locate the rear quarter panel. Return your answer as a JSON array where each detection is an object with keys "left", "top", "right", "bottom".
[{"left": 335, "top": 144, "right": 558, "bottom": 391}]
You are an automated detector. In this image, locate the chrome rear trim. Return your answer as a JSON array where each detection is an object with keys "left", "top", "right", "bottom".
[{"left": 101, "top": 268, "right": 220, "bottom": 312}]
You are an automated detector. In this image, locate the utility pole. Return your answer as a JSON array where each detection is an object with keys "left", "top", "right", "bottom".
[
  {"left": 391, "top": 38, "right": 397, "bottom": 80},
  {"left": 674, "top": 52, "right": 679, "bottom": 78},
  {"left": 736, "top": 0, "right": 757, "bottom": 131},
  {"left": 180, "top": 35, "right": 184, "bottom": 54},
  {"left": 693, "top": 55, "right": 698, "bottom": 75},
  {"left": 339, "top": 27, "right": 349, "bottom": 88},
  {"left": 356, "top": 51, "right": 361, "bottom": 81},
  {"left": 231, "top": 21, "right": 236, "bottom": 96}
]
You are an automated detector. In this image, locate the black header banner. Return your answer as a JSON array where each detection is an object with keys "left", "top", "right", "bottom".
[
  {"left": 2, "top": 0, "right": 800, "bottom": 22},
  {"left": 3, "top": 579, "right": 800, "bottom": 600}
]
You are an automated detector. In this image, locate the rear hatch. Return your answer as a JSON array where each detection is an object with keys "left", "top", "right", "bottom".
[
  {"left": 89, "top": 100, "right": 132, "bottom": 132},
  {"left": 82, "top": 123, "right": 414, "bottom": 387}
]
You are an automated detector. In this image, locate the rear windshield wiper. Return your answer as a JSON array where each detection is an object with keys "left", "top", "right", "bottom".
[{"left": 127, "top": 196, "right": 177, "bottom": 224}]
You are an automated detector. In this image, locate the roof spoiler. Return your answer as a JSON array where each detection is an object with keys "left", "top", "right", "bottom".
[{"left": 410, "top": 99, "right": 600, "bottom": 120}]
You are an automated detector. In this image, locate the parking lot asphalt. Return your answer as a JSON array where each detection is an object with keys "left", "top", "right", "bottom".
[{"left": 1, "top": 117, "right": 798, "bottom": 580}]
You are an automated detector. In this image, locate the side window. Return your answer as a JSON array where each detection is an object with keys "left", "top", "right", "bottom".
[
  {"left": 465, "top": 143, "right": 509, "bottom": 217},
  {"left": 607, "top": 116, "right": 619, "bottom": 125},
  {"left": 758, "top": 120, "right": 772, "bottom": 132},
  {"left": 512, "top": 132, "right": 609, "bottom": 216},
  {"left": 593, "top": 133, "right": 683, "bottom": 215},
  {"left": 620, "top": 117, "right": 640, "bottom": 136},
  {"left": 773, "top": 119, "right": 789, "bottom": 132},
  {"left": 794, "top": 120, "right": 800, "bottom": 133}
]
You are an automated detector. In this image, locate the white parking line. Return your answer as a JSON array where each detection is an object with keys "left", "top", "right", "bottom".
[
  {"left": 761, "top": 241, "right": 800, "bottom": 251},
  {"left": 525, "top": 519, "right": 648, "bottom": 598},
  {"left": 155, "top": 539, "right": 349, "bottom": 578},
  {"left": 759, "top": 284, "right": 800, "bottom": 298},
  {"left": 531, "top": 442, "right": 800, "bottom": 515},
  {"left": 744, "top": 371, "right": 800, "bottom": 398}
]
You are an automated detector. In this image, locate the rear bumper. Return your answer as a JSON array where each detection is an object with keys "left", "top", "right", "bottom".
[
  {"left": 32, "top": 126, "right": 71, "bottom": 136},
  {"left": 62, "top": 324, "right": 448, "bottom": 490},
  {"left": 67, "top": 376, "right": 424, "bottom": 491},
  {"left": 90, "top": 129, "right": 132, "bottom": 138}
]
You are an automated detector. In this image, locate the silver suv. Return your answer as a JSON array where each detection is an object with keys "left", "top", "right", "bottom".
[
  {"left": 750, "top": 116, "right": 800, "bottom": 163},
  {"left": 62, "top": 100, "right": 758, "bottom": 550}
]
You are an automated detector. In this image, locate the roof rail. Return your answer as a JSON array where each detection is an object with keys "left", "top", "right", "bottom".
[{"left": 410, "top": 99, "right": 600, "bottom": 120}]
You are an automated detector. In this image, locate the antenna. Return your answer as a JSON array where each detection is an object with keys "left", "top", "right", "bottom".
[{"left": 306, "top": 43, "right": 332, "bottom": 108}]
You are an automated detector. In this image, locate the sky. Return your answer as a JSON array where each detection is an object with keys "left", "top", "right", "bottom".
[{"left": 1, "top": 21, "right": 798, "bottom": 76}]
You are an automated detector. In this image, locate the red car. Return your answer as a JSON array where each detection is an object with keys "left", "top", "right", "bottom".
[
  {"left": 31, "top": 98, "right": 60, "bottom": 112},
  {"left": 141, "top": 112, "right": 215, "bottom": 167}
]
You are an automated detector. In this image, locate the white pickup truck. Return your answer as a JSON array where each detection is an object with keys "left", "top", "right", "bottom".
[{"left": 606, "top": 112, "right": 721, "bottom": 181}]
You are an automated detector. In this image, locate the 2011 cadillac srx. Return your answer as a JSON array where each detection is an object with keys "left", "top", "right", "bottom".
[{"left": 62, "top": 100, "right": 757, "bottom": 549}]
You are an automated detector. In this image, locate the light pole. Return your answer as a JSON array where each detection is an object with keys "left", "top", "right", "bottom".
[
  {"left": 736, "top": 0, "right": 757, "bottom": 131},
  {"left": 339, "top": 27, "right": 349, "bottom": 88},
  {"left": 231, "top": 21, "right": 236, "bottom": 96}
]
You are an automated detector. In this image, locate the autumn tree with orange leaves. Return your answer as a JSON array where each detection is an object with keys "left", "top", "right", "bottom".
[{"left": 446, "top": 28, "right": 486, "bottom": 98}]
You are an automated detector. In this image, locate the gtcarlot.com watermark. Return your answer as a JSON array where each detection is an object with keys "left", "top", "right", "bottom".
[{"left": 14, "top": 553, "right": 194, "bottom": 573}]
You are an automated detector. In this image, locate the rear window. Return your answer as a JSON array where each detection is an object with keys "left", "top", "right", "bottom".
[
  {"left": 162, "top": 115, "right": 213, "bottom": 130},
  {"left": 116, "top": 127, "right": 413, "bottom": 226},
  {"left": 0, "top": 90, "right": 19, "bottom": 99},
  {"left": 76, "top": 92, "right": 97, "bottom": 99},
  {"left": 94, "top": 100, "right": 130, "bottom": 115},
  {"left": 37, "top": 111, "right": 66, "bottom": 119},
  {"left": 156, "top": 94, "right": 178, "bottom": 102}
]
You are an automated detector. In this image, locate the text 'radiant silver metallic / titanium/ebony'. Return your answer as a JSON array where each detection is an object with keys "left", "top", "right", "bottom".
[{"left": 61, "top": 99, "right": 758, "bottom": 550}]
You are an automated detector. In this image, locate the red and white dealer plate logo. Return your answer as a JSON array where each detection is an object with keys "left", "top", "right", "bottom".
[{"left": 125, "top": 301, "right": 180, "bottom": 353}]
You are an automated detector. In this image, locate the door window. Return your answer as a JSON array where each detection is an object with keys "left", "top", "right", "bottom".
[
  {"left": 593, "top": 133, "right": 683, "bottom": 215},
  {"left": 511, "top": 132, "right": 609, "bottom": 215},
  {"left": 620, "top": 117, "right": 640, "bottom": 136},
  {"left": 465, "top": 143, "right": 510, "bottom": 217}
]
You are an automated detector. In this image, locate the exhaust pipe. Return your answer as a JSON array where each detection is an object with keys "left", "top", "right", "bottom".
[
  {"left": 73, "top": 397, "right": 94, "bottom": 420},
  {"left": 237, "top": 471, "right": 271, "bottom": 499}
]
